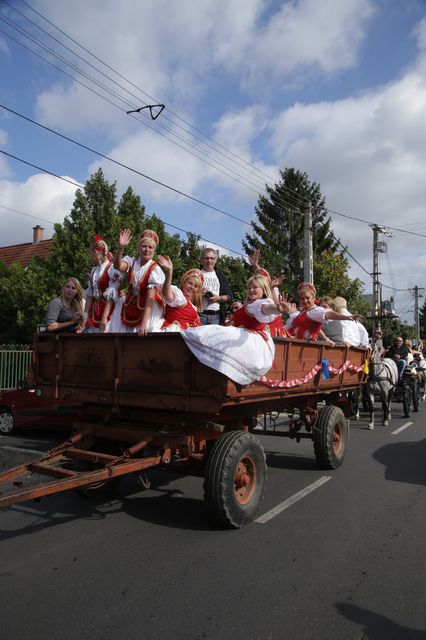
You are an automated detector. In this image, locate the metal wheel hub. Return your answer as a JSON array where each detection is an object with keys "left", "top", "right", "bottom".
[
  {"left": 0, "top": 412, "right": 14, "bottom": 433},
  {"left": 234, "top": 457, "right": 256, "bottom": 505}
]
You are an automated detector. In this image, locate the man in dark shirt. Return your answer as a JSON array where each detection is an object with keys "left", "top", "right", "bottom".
[{"left": 386, "top": 336, "right": 409, "bottom": 379}]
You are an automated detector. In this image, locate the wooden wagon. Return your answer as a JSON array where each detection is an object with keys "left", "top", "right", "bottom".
[{"left": 0, "top": 333, "right": 367, "bottom": 528}]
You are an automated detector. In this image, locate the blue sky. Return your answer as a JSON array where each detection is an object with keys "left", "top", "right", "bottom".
[{"left": 1, "top": 0, "right": 426, "bottom": 322}]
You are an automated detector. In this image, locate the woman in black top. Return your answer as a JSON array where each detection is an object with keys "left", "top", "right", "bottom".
[{"left": 45, "top": 277, "right": 85, "bottom": 333}]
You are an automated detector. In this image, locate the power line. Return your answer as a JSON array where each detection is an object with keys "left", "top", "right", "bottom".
[
  {"left": 0, "top": 164, "right": 246, "bottom": 258},
  {"left": 0, "top": 105, "right": 251, "bottom": 227},
  {"left": 0, "top": 6, "right": 282, "bottom": 197},
  {"left": 5, "top": 2, "right": 426, "bottom": 241}
]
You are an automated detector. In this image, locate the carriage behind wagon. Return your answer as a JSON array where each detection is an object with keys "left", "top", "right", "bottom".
[{"left": 0, "top": 333, "right": 367, "bottom": 528}]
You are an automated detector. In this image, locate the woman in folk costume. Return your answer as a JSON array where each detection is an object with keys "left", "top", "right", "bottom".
[
  {"left": 284, "top": 282, "right": 358, "bottom": 340},
  {"left": 81, "top": 235, "right": 122, "bottom": 333},
  {"left": 112, "top": 228, "right": 165, "bottom": 334},
  {"left": 182, "top": 275, "right": 283, "bottom": 386},
  {"left": 156, "top": 255, "right": 203, "bottom": 331},
  {"left": 248, "top": 248, "right": 288, "bottom": 337}
]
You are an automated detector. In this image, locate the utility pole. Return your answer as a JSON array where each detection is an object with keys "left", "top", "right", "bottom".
[
  {"left": 410, "top": 286, "right": 424, "bottom": 342},
  {"left": 303, "top": 202, "right": 313, "bottom": 283},
  {"left": 370, "top": 224, "right": 392, "bottom": 329}
]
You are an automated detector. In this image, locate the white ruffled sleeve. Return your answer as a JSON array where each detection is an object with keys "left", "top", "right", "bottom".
[
  {"left": 307, "top": 306, "right": 328, "bottom": 323},
  {"left": 166, "top": 286, "right": 187, "bottom": 308},
  {"left": 247, "top": 298, "right": 277, "bottom": 323},
  {"left": 148, "top": 264, "right": 166, "bottom": 288},
  {"left": 104, "top": 266, "right": 123, "bottom": 302},
  {"left": 284, "top": 311, "right": 299, "bottom": 330},
  {"left": 121, "top": 255, "right": 134, "bottom": 273}
]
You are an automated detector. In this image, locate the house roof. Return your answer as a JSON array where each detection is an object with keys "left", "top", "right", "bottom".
[{"left": 0, "top": 239, "right": 54, "bottom": 268}]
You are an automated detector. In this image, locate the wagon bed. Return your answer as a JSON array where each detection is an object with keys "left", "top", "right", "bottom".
[{"left": 0, "top": 333, "right": 367, "bottom": 527}]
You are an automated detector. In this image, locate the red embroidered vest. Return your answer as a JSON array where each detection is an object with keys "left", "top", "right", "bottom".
[
  {"left": 289, "top": 309, "right": 323, "bottom": 339},
  {"left": 229, "top": 303, "right": 269, "bottom": 337},
  {"left": 161, "top": 299, "right": 201, "bottom": 330},
  {"left": 121, "top": 260, "right": 163, "bottom": 327},
  {"left": 88, "top": 262, "right": 115, "bottom": 328}
]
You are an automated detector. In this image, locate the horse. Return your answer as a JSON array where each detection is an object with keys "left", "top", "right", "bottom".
[{"left": 365, "top": 343, "right": 398, "bottom": 430}]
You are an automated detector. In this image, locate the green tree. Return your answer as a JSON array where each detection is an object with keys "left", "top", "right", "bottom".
[{"left": 243, "top": 168, "right": 339, "bottom": 298}]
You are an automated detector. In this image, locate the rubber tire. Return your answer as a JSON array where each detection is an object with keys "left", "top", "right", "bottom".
[
  {"left": 403, "top": 387, "right": 412, "bottom": 418},
  {"left": 0, "top": 408, "right": 15, "bottom": 434},
  {"left": 411, "top": 380, "right": 420, "bottom": 412},
  {"left": 313, "top": 405, "right": 348, "bottom": 470},
  {"left": 204, "top": 431, "right": 267, "bottom": 529}
]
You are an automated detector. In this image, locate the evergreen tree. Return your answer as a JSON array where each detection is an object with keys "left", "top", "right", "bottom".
[{"left": 243, "top": 168, "right": 339, "bottom": 298}]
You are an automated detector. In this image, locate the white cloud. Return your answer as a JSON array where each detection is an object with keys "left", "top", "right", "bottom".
[
  {"left": 0, "top": 173, "right": 79, "bottom": 245},
  {"left": 33, "top": 0, "right": 375, "bottom": 137}
]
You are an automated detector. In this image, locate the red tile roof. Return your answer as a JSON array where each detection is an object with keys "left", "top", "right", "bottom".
[{"left": 0, "top": 239, "right": 54, "bottom": 268}]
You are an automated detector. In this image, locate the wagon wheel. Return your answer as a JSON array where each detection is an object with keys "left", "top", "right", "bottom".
[
  {"left": 313, "top": 405, "right": 348, "bottom": 470},
  {"left": 203, "top": 431, "right": 267, "bottom": 529},
  {"left": 402, "top": 386, "right": 412, "bottom": 418},
  {"left": 411, "top": 380, "right": 420, "bottom": 412}
]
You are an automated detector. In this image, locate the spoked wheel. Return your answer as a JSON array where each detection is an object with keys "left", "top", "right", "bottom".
[
  {"left": 204, "top": 431, "right": 267, "bottom": 529},
  {"left": 402, "top": 386, "right": 412, "bottom": 418},
  {"left": 313, "top": 405, "right": 348, "bottom": 469},
  {"left": 411, "top": 380, "right": 420, "bottom": 412}
]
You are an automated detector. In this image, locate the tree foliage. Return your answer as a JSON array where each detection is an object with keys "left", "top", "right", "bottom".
[{"left": 243, "top": 168, "right": 340, "bottom": 298}]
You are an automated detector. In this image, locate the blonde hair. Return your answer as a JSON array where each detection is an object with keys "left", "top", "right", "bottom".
[
  {"left": 247, "top": 275, "right": 274, "bottom": 300},
  {"left": 180, "top": 274, "right": 203, "bottom": 312},
  {"left": 320, "top": 296, "right": 336, "bottom": 310},
  {"left": 61, "top": 277, "right": 85, "bottom": 315}
]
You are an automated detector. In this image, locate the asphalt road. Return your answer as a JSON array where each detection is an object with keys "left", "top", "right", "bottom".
[{"left": 1, "top": 399, "right": 425, "bottom": 640}]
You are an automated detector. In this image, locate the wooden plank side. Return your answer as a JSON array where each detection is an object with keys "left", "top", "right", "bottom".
[{"left": 32, "top": 333, "right": 366, "bottom": 414}]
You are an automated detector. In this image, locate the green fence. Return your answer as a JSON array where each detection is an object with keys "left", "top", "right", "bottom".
[{"left": 0, "top": 346, "right": 33, "bottom": 391}]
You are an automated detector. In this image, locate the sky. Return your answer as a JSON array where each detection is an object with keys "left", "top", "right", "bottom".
[{"left": 1, "top": 0, "right": 426, "bottom": 324}]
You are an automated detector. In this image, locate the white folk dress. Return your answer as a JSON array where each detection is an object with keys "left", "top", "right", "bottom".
[
  {"left": 85, "top": 260, "right": 122, "bottom": 333},
  {"left": 108, "top": 257, "right": 165, "bottom": 333},
  {"left": 181, "top": 298, "right": 277, "bottom": 386}
]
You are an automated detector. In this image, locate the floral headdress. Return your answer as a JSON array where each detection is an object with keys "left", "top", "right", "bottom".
[
  {"left": 138, "top": 229, "right": 159, "bottom": 247},
  {"left": 297, "top": 282, "right": 317, "bottom": 297}
]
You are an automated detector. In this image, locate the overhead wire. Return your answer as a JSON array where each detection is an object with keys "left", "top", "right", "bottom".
[
  {"left": 4, "top": 1, "right": 426, "bottom": 240},
  {"left": 1, "top": 4, "right": 422, "bottom": 299},
  {"left": 0, "top": 154, "right": 246, "bottom": 257},
  {"left": 0, "top": 5, "right": 283, "bottom": 198},
  {"left": 14, "top": 0, "right": 291, "bottom": 191}
]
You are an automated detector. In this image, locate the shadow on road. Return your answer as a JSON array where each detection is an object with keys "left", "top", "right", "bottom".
[
  {"left": 265, "top": 450, "right": 318, "bottom": 470},
  {"left": 335, "top": 602, "right": 426, "bottom": 639},
  {"left": 372, "top": 438, "right": 426, "bottom": 487},
  {"left": 0, "top": 469, "right": 220, "bottom": 537}
]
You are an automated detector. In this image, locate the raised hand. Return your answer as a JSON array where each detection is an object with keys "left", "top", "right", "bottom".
[
  {"left": 271, "top": 274, "right": 285, "bottom": 287},
  {"left": 157, "top": 255, "right": 173, "bottom": 271},
  {"left": 249, "top": 248, "right": 261, "bottom": 269},
  {"left": 119, "top": 228, "right": 132, "bottom": 248}
]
